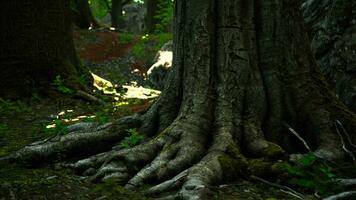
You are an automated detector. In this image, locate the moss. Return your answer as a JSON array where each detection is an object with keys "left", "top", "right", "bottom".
[
  {"left": 261, "top": 142, "right": 287, "bottom": 160},
  {"left": 248, "top": 158, "right": 273, "bottom": 177},
  {"left": 219, "top": 145, "right": 248, "bottom": 181},
  {"left": 91, "top": 180, "right": 150, "bottom": 200}
]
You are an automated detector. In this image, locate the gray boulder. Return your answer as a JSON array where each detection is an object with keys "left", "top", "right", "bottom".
[
  {"left": 122, "top": 3, "right": 146, "bottom": 34},
  {"left": 147, "top": 40, "right": 173, "bottom": 90}
]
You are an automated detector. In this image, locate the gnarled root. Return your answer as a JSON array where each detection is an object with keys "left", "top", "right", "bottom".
[{"left": 1, "top": 115, "right": 142, "bottom": 165}]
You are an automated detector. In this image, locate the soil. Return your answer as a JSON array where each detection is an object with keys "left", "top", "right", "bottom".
[{"left": 0, "top": 29, "right": 312, "bottom": 200}]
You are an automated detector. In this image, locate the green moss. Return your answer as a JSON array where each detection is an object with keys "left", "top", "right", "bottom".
[
  {"left": 261, "top": 142, "right": 287, "bottom": 159},
  {"left": 248, "top": 158, "right": 272, "bottom": 177},
  {"left": 219, "top": 145, "right": 248, "bottom": 181},
  {"left": 91, "top": 179, "right": 150, "bottom": 200}
]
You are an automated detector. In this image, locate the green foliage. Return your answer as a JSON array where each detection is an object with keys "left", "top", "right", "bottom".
[
  {"left": 131, "top": 33, "right": 172, "bottom": 66},
  {"left": 43, "top": 119, "right": 69, "bottom": 136},
  {"left": 78, "top": 74, "right": 91, "bottom": 86},
  {"left": 90, "top": 0, "right": 110, "bottom": 19},
  {"left": 118, "top": 33, "right": 136, "bottom": 45},
  {"left": 285, "top": 153, "right": 342, "bottom": 196},
  {"left": 154, "top": 0, "right": 174, "bottom": 33},
  {"left": 120, "top": 128, "right": 144, "bottom": 148},
  {"left": 0, "top": 99, "right": 32, "bottom": 114},
  {"left": 94, "top": 111, "right": 110, "bottom": 124},
  {"left": 0, "top": 123, "right": 9, "bottom": 136},
  {"left": 51, "top": 75, "right": 75, "bottom": 95}
]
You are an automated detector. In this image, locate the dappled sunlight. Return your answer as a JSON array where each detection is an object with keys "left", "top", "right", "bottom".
[{"left": 91, "top": 72, "right": 160, "bottom": 99}]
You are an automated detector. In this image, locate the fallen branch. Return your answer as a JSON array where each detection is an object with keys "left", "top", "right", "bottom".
[
  {"left": 284, "top": 123, "right": 311, "bottom": 151},
  {"left": 336, "top": 120, "right": 356, "bottom": 148},
  {"left": 335, "top": 122, "right": 356, "bottom": 164}
]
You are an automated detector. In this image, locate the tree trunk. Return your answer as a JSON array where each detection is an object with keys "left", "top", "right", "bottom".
[
  {"left": 4, "top": 0, "right": 356, "bottom": 199},
  {"left": 111, "top": 0, "right": 124, "bottom": 29},
  {"left": 146, "top": 0, "right": 157, "bottom": 33},
  {"left": 302, "top": 0, "right": 356, "bottom": 112},
  {"left": 0, "top": 0, "right": 91, "bottom": 98},
  {"left": 73, "top": 0, "right": 100, "bottom": 29}
]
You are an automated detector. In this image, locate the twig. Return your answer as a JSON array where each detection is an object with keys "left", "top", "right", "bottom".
[
  {"left": 280, "top": 189, "right": 305, "bottom": 199},
  {"left": 336, "top": 120, "right": 356, "bottom": 148},
  {"left": 284, "top": 123, "right": 311, "bottom": 151},
  {"left": 250, "top": 175, "right": 307, "bottom": 200},
  {"left": 323, "top": 191, "right": 356, "bottom": 200},
  {"left": 335, "top": 121, "right": 356, "bottom": 164}
]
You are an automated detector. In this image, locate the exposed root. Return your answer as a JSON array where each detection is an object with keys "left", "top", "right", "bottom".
[
  {"left": 323, "top": 191, "right": 356, "bottom": 200},
  {"left": 2, "top": 115, "right": 142, "bottom": 165}
]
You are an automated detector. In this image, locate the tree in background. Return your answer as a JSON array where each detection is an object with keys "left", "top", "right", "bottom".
[
  {"left": 0, "top": 0, "right": 92, "bottom": 98},
  {"left": 111, "top": 0, "right": 124, "bottom": 29},
  {"left": 72, "top": 0, "right": 100, "bottom": 29},
  {"left": 4, "top": 0, "right": 356, "bottom": 200},
  {"left": 145, "top": 0, "right": 157, "bottom": 33},
  {"left": 145, "top": 0, "right": 173, "bottom": 33}
]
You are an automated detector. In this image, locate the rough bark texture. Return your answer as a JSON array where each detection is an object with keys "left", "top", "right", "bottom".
[
  {"left": 4, "top": 0, "right": 356, "bottom": 200},
  {"left": 302, "top": 0, "right": 356, "bottom": 112},
  {"left": 146, "top": 0, "right": 157, "bottom": 33},
  {"left": 111, "top": 0, "right": 124, "bottom": 29},
  {"left": 0, "top": 0, "right": 91, "bottom": 98},
  {"left": 73, "top": 0, "right": 100, "bottom": 29}
]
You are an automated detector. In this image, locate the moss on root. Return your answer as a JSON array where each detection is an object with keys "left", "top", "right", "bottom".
[
  {"left": 218, "top": 145, "right": 248, "bottom": 181},
  {"left": 260, "top": 142, "right": 287, "bottom": 159}
]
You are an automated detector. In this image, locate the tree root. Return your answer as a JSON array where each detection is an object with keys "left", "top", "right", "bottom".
[{"left": 1, "top": 115, "right": 141, "bottom": 165}]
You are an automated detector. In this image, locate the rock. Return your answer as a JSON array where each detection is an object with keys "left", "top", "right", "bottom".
[
  {"left": 146, "top": 40, "right": 173, "bottom": 90},
  {"left": 122, "top": 3, "right": 146, "bottom": 34}
]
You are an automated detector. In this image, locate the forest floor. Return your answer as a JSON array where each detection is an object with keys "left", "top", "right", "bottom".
[{"left": 0, "top": 29, "right": 310, "bottom": 200}]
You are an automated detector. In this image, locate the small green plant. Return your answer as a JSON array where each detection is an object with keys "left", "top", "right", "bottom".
[
  {"left": 43, "top": 119, "right": 68, "bottom": 136},
  {"left": 286, "top": 153, "right": 342, "bottom": 196},
  {"left": 0, "top": 98, "right": 32, "bottom": 114},
  {"left": 83, "top": 110, "right": 110, "bottom": 125},
  {"left": 0, "top": 123, "right": 8, "bottom": 136},
  {"left": 78, "top": 74, "right": 90, "bottom": 86},
  {"left": 120, "top": 128, "right": 145, "bottom": 148},
  {"left": 130, "top": 33, "right": 172, "bottom": 66},
  {"left": 51, "top": 75, "right": 75, "bottom": 95},
  {"left": 30, "top": 93, "right": 42, "bottom": 103},
  {"left": 118, "top": 33, "right": 136, "bottom": 45}
]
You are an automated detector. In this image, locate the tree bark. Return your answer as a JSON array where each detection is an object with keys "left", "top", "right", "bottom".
[
  {"left": 0, "top": 0, "right": 91, "bottom": 98},
  {"left": 73, "top": 0, "right": 100, "bottom": 29},
  {"left": 146, "top": 0, "right": 157, "bottom": 33},
  {"left": 302, "top": 0, "right": 356, "bottom": 112},
  {"left": 111, "top": 0, "right": 124, "bottom": 29},
  {"left": 4, "top": 0, "right": 356, "bottom": 199}
]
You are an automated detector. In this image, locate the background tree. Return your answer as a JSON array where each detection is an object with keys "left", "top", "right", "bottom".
[
  {"left": 72, "top": 0, "right": 100, "bottom": 29},
  {"left": 0, "top": 0, "right": 92, "bottom": 98},
  {"left": 145, "top": 0, "right": 157, "bottom": 33},
  {"left": 111, "top": 0, "right": 124, "bottom": 29},
  {"left": 4, "top": 0, "right": 356, "bottom": 200}
]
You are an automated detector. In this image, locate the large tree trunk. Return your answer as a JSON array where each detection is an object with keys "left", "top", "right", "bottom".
[
  {"left": 4, "top": 0, "right": 356, "bottom": 200},
  {"left": 111, "top": 0, "right": 124, "bottom": 29},
  {"left": 0, "top": 0, "right": 91, "bottom": 98},
  {"left": 73, "top": 0, "right": 100, "bottom": 29},
  {"left": 145, "top": 0, "right": 157, "bottom": 33}
]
